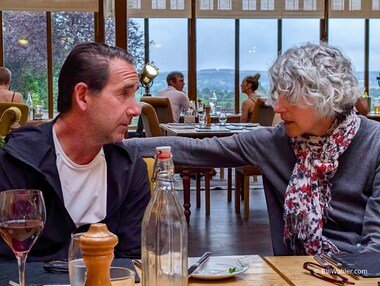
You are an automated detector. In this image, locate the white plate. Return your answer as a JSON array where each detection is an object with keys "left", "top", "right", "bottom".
[{"left": 189, "top": 257, "right": 249, "bottom": 280}]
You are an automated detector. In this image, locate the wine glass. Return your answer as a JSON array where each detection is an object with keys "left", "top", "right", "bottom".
[{"left": 0, "top": 189, "right": 46, "bottom": 286}]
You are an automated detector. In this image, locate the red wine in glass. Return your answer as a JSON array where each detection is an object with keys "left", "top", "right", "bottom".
[
  {"left": 0, "top": 220, "right": 44, "bottom": 252},
  {"left": 0, "top": 189, "right": 46, "bottom": 286}
]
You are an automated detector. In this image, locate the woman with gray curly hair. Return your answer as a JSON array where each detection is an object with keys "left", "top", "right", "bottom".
[{"left": 125, "top": 42, "right": 380, "bottom": 256}]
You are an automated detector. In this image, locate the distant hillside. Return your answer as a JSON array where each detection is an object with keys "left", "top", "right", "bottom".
[
  {"left": 148, "top": 69, "right": 378, "bottom": 98},
  {"left": 150, "top": 69, "right": 270, "bottom": 95}
]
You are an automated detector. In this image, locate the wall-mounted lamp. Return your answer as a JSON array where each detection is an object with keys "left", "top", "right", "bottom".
[
  {"left": 136, "top": 62, "right": 159, "bottom": 136},
  {"left": 18, "top": 38, "right": 28, "bottom": 45},
  {"left": 139, "top": 62, "right": 159, "bottom": 96}
]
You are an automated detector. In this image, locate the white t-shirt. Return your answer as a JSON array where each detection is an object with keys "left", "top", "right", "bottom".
[
  {"left": 53, "top": 128, "right": 107, "bottom": 228},
  {"left": 155, "top": 86, "right": 191, "bottom": 122}
]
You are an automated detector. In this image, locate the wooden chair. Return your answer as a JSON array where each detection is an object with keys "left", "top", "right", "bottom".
[
  {"left": 0, "top": 103, "right": 29, "bottom": 136},
  {"left": 143, "top": 157, "right": 155, "bottom": 193},
  {"left": 138, "top": 102, "right": 212, "bottom": 221},
  {"left": 138, "top": 102, "right": 162, "bottom": 137},
  {"left": 249, "top": 98, "right": 275, "bottom": 125},
  {"left": 140, "top": 96, "right": 174, "bottom": 124},
  {"left": 234, "top": 98, "right": 276, "bottom": 220}
]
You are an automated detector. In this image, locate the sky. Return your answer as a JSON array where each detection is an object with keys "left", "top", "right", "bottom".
[{"left": 140, "top": 18, "right": 380, "bottom": 73}]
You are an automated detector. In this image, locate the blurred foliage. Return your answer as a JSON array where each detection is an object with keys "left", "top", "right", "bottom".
[{"left": 3, "top": 11, "right": 145, "bottom": 111}]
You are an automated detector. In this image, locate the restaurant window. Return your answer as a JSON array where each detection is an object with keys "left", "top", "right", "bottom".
[
  {"left": 329, "top": 18, "right": 365, "bottom": 90},
  {"left": 239, "top": 19, "right": 277, "bottom": 107},
  {"left": 2, "top": 11, "right": 48, "bottom": 112},
  {"left": 52, "top": 12, "right": 94, "bottom": 114},
  {"left": 197, "top": 19, "right": 235, "bottom": 112},
  {"left": 282, "top": 19, "right": 320, "bottom": 52},
  {"left": 105, "top": 17, "right": 116, "bottom": 46},
  {"left": 369, "top": 18, "right": 380, "bottom": 99},
  {"left": 105, "top": 17, "right": 145, "bottom": 70},
  {"left": 147, "top": 18, "right": 187, "bottom": 97}
]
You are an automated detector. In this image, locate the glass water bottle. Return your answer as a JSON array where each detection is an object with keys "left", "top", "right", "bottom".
[
  {"left": 141, "top": 146, "right": 188, "bottom": 286},
  {"left": 209, "top": 90, "right": 217, "bottom": 115},
  {"left": 26, "top": 92, "right": 33, "bottom": 120}
]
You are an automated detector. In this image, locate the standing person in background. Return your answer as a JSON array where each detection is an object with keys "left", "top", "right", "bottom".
[
  {"left": 0, "top": 43, "right": 151, "bottom": 262},
  {"left": 240, "top": 73, "right": 261, "bottom": 123},
  {"left": 155, "top": 71, "right": 193, "bottom": 122},
  {"left": 0, "top": 67, "right": 23, "bottom": 103}
]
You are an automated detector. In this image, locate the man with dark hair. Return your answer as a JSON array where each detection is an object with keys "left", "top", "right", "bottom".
[
  {"left": 0, "top": 43, "right": 151, "bottom": 261},
  {"left": 155, "top": 71, "right": 193, "bottom": 122}
]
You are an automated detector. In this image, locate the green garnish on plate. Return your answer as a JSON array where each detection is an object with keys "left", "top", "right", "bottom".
[{"left": 228, "top": 267, "right": 236, "bottom": 273}]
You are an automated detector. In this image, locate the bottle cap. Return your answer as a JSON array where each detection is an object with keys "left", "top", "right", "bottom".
[{"left": 155, "top": 146, "right": 171, "bottom": 154}]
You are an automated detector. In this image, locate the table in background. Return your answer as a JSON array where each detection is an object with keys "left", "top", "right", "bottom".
[
  {"left": 180, "top": 113, "right": 241, "bottom": 124},
  {"left": 25, "top": 118, "right": 52, "bottom": 126},
  {"left": 264, "top": 255, "right": 379, "bottom": 286},
  {"left": 160, "top": 123, "right": 256, "bottom": 222},
  {"left": 160, "top": 123, "right": 251, "bottom": 138},
  {"left": 366, "top": 112, "right": 380, "bottom": 122}
]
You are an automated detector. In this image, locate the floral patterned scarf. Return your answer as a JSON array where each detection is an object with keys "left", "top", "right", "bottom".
[{"left": 283, "top": 110, "right": 360, "bottom": 255}]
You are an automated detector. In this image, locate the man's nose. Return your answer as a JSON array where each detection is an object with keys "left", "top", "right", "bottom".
[{"left": 128, "top": 99, "right": 141, "bottom": 116}]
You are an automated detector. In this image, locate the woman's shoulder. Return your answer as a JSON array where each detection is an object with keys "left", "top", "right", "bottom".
[
  {"left": 0, "top": 90, "right": 22, "bottom": 103},
  {"left": 242, "top": 97, "right": 256, "bottom": 106},
  {"left": 353, "top": 116, "right": 380, "bottom": 148},
  {"left": 359, "top": 116, "right": 380, "bottom": 133},
  {"left": 12, "top": 92, "right": 23, "bottom": 103}
]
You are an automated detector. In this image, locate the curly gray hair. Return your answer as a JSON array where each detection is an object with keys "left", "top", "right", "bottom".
[{"left": 268, "top": 42, "right": 361, "bottom": 118}]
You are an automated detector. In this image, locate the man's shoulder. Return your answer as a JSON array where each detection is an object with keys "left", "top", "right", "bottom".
[{"left": 105, "top": 141, "right": 144, "bottom": 164}]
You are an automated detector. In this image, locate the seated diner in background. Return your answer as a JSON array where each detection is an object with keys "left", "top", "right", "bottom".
[
  {"left": 240, "top": 73, "right": 262, "bottom": 123},
  {"left": 355, "top": 96, "right": 370, "bottom": 116},
  {"left": 125, "top": 42, "right": 380, "bottom": 256},
  {"left": 0, "top": 43, "right": 151, "bottom": 262},
  {"left": 0, "top": 67, "right": 23, "bottom": 103},
  {"left": 155, "top": 71, "right": 193, "bottom": 123}
]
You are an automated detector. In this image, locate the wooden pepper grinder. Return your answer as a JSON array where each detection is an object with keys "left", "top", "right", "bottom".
[
  {"left": 205, "top": 105, "right": 211, "bottom": 127},
  {"left": 79, "top": 223, "right": 118, "bottom": 286}
]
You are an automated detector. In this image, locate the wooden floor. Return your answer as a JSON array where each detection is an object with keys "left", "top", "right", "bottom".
[{"left": 175, "top": 171, "right": 274, "bottom": 258}]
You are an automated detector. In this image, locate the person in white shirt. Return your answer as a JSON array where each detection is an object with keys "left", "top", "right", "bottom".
[{"left": 155, "top": 71, "right": 192, "bottom": 122}]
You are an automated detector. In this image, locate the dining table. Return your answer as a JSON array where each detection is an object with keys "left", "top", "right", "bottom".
[
  {"left": 160, "top": 122, "right": 256, "bottom": 138},
  {"left": 179, "top": 113, "right": 241, "bottom": 124},
  {"left": 366, "top": 112, "right": 380, "bottom": 122},
  {"left": 135, "top": 255, "right": 287, "bottom": 285},
  {"left": 160, "top": 122, "right": 259, "bottom": 223},
  {"left": 264, "top": 255, "right": 380, "bottom": 285},
  {"left": 2, "top": 254, "right": 379, "bottom": 285}
]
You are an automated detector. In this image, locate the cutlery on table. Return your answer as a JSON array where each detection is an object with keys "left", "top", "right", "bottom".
[
  {"left": 133, "top": 252, "right": 212, "bottom": 278},
  {"left": 188, "top": 252, "right": 212, "bottom": 278},
  {"left": 314, "top": 254, "right": 336, "bottom": 274}
]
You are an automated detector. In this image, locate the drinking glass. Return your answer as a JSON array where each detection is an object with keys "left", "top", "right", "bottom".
[
  {"left": 219, "top": 112, "right": 227, "bottom": 126},
  {"left": 374, "top": 98, "right": 380, "bottom": 114},
  {"left": 0, "top": 189, "right": 46, "bottom": 286},
  {"left": 69, "top": 232, "right": 86, "bottom": 286},
  {"left": 198, "top": 113, "right": 206, "bottom": 128},
  {"left": 110, "top": 267, "right": 135, "bottom": 286}
]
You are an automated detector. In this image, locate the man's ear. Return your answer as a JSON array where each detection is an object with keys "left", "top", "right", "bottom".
[{"left": 73, "top": 82, "right": 89, "bottom": 111}]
